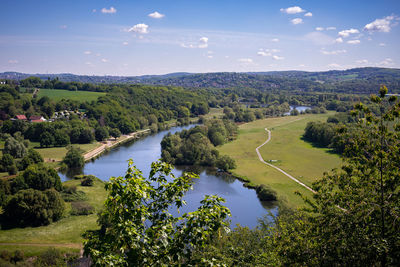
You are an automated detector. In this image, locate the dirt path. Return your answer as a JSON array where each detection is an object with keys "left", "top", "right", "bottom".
[
  {"left": 0, "top": 242, "right": 82, "bottom": 249},
  {"left": 255, "top": 127, "right": 316, "bottom": 194},
  {"left": 84, "top": 129, "right": 150, "bottom": 161}
]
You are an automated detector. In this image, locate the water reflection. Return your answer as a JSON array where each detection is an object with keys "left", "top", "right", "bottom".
[{"left": 58, "top": 125, "right": 278, "bottom": 228}]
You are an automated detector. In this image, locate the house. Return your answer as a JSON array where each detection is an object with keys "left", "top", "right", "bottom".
[
  {"left": 15, "top": 115, "right": 27, "bottom": 121},
  {"left": 29, "top": 115, "right": 46, "bottom": 123}
]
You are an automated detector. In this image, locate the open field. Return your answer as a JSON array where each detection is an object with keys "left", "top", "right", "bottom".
[
  {"left": 37, "top": 89, "right": 106, "bottom": 102},
  {"left": 203, "top": 108, "right": 224, "bottom": 120},
  {"left": 0, "top": 178, "right": 107, "bottom": 253},
  {"left": 218, "top": 113, "right": 341, "bottom": 208},
  {"left": 30, "top": 142, "right": 101, "bottom": 162}
]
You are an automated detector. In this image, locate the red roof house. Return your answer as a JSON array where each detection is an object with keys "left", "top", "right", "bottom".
[{"left": 15, "top": 115, "right": 27, "bottom": 120}]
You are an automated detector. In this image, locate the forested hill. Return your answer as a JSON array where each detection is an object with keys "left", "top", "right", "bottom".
[{"left": 1, "top": 67, "right": 400, "bottom": 94}]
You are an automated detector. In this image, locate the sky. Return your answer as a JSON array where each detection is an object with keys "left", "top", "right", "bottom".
[{"left": 0, "top": 0, "right": 399, "bottom": 76}]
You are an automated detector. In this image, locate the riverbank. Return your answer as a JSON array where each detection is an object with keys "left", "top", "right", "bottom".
[{"left": 218, "top": 113, "right": 341, "bottom": 208}]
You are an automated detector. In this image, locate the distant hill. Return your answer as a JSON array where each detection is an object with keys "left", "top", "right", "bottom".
[{"left": 1, "top": 67, "right": 400, "bottom": 94}]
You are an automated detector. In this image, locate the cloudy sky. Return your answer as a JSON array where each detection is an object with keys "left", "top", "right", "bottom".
[{"left": 0, "top": 0, "right": 399, "bottom": 75}]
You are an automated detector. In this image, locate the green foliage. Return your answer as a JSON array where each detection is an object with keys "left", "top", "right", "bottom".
[
  {"left": 19, "top": 164, "right": 62, "bottom": 191},
  {"left": 94, "top": 127, "right": 109, "bottom": 141},
  {"left": 268, "top": 87, "right": 400, "bottom": 265},
  {"left": 161, "top": 119, "right": 237, "bottom": 170},
  {"left": 3, "top": 136, "right": 27, "bottom": 158},
  {"left": 2, "top": 188, "right": 64, "bottom": 228},
  {"left": 62, "top": 146, "right": 84, "bottom": 169},
  {"left": 255, "top": 184, "right": 277, "bottom": 201},
  {"left": 70, "top": 201, "right": 94, "bottom": 215},
  {"left": 81, "top": 176, "right": 94, "bottom": 186},
  {"left": 34, "top": 248, "right": 66, "bottom": 267},
  {"left": 109, "top": 128, "right": 121, "bottom": 139},
  {"left": 39, "top": 131, "right": 55, "bottom": 148},
  {"left": 83, "top": 160, "right": 231, "bottom": 266}
]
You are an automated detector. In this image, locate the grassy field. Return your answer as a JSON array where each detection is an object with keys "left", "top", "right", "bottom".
[
  {"left": 37, "top": 89, "right": 106, "bottom": 102},
  {"left": 30, "top": 142, "right": 101, "bottom": 162},
  {"left": 0, "top": 178, "right": 107, "bottom": 253},
  {"left": 218, "top": 113, "right": 341, "bottom": 208},
  {"left": 204, "top": 108, "right": 224, "bottom": 120}
]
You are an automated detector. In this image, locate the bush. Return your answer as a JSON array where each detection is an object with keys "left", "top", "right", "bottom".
[
  {"left": 62, "top": 146, "right": 84, "bottom": 169},
  {"left": 71, "top": 201, "right": 94, "bottom": 215},
  {"left": 256, "top": 184, "right": 277, "bottom": 201},
  {"left": 2, "top": 188, "right": 65, "bottom": 228},
  {"left": 81, "top": 176, "right": 94, "bottom": 186},
  {"left": 34, "top": 248, "right": 65, "bottom": 267},
  {"left": 19, "top": 164, "right": 62, "bottom": 191}
]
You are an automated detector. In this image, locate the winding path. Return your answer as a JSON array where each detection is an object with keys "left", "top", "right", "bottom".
[{"left": 255, "top": 128, "right": 316, "bottom": 194}]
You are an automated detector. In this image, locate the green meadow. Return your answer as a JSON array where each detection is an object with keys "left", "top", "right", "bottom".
[
  {"left": 37, "top": 89, "right": 106, "bottom": 102},
  {"left": 218, "top": 113, "right": 341, "bottom": 207}
]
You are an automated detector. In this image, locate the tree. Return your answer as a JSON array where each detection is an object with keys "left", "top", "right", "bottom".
[
  {"left": 268, "top": 86, "right": 400, "bottom": 266},
  {"left": 20, "top": 164, "right": 62, "bottom": 191},
  {"left": 2, "top": 188, "right": 64, "bottom": 228},
  {"left": 3, "top": 136, "right": 27, "bottom": 158},
  {"left": 54, "top": 129, "right": 70, "bottom": 147},
  {"left": 83, "top": 161, "right": 231, "bottom": 266},
  {"left": 95, "top": 127, "right": 109, "bottom": 142},
  {"left": 109, "top": 128, "right": 121, "bottom": 140},
  {"left": 40, "top": 131, "right": 55, "bottom": 148},
  {"left": 63, "top": 146, "right": 84, "bottom": 169}
]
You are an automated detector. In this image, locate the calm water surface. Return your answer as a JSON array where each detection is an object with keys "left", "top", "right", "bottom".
[{"left": 59, "top": 125, "right": 277, "bottom": 228}]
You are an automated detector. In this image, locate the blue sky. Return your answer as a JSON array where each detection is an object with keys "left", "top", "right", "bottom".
[{"left": 1, "top": 0, "right": 399, "bottom": 75}]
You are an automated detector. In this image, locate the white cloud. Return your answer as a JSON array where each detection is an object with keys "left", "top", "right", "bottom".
[
  {"left": 85, "top": 62, "right": 93, "bottom": 65},
  {"left": 379, "top": 43, "right": 386, "bottom": 47},
  {"left": 101, "top": 7, "right": 117, "bottom": 14},
  {"left": 207, "top": 55, "right": 213, "bottom": 59},
  {"left": 271, "top": 38, "right": 279, "bottom": 42},
  {"left": 347, "top": 39, "right": 360, "bottom": 45},
  {"left": 238, "top": 58, "right": 253, "bottom": 63},
  {"left": 198, "top": 37, "right": 208, "bottom": 48},
  {"left": 128, "top": 24, "right": 149, "bottom": 34},
  {"left": 8, "top": 60, "right": 18, "bottom": 64},
  {"left": 356, "top": 59, "right": 368, "bottom": 64},
  {"left": 338, "top": 28, "right": 359, "bottom": 38},
  {"left": 321, "top": 49, "right": 347, "bottom": 55},
  {"left": 181, "top": 37, "right": 209, "bottom": 49},
  {"left": 272, "top": 55, "right": 284, "bottom": 60},
  {"left": 101, "top": 58, "right": 108, "bottom": 63},
  {"left": 335, "top": 37, "right": 343, "bottom": 43},
  {"left": 280, "top": 6, "right": 305, "bottom": 14},
  {"left": 148, "top": 11, "right": 165, "bottom": 19},
  {"left": 257, "top": 51, "right": 272, "bottom": 57},
  {"left": 304, "top": 12, "right": 313, "bottom": 17},
  {"left": 122, "top": 42, "right": 129, "bottom": 46},
  {"left": 291, "top": 18, "right": 303, "bottom": 25},
  {"left": 59, "top": 25, "right": 67, "bottom": 29},
  {"left": 326, "top": 27, "right": 336, "bottom": 31},
  {"left": 379, "top": 58, "right": 394, "bottom": 66},
  {"left": 84, "top": 51, "right": 92, "bottom": 55},
  {"left": 316, "top": 27, "right": 324, "bottom": 31},
  {"left": 92, "top": 9, "right": 96, "bottom": 13},
  {"left": 364, "top": 15, "right": 398, "bottom": 33}
]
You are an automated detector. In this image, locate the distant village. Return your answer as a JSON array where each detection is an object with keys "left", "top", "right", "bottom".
[{"left": 12, "top": 110, "right": 87, "bottom": 123}]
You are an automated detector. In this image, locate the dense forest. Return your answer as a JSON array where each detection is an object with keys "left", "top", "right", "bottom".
[{"left": 2, "top": 67, "right": 400, "bottom": 94}]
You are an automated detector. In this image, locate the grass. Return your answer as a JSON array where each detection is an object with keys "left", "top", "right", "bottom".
[
  {"left": 0, "top": 179, "right": 107, "bottom": 246},
  {"left": 30, "top": 142, "right": 101, "bottom": 162},
  {"left": 218, "top": 113, "right": 341, "bottom": 208},
  {"left": 203, "top": 108, "right": 224, "bottom": 120},
  {"left": 37, "top": 89, "right": 106, "bottom": 102}
]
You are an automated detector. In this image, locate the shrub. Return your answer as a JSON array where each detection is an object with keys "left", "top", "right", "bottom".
[
  {"left": 34, "top": 248, "right": 65, "bottom": 267},
  {"left": 2, "top": 188, "right": 65, "bottom": 228},
  {"left": 81, "top": 176, "right": 94, "bottom": 186},
  {"left": 62, "top": 146, "right": 84, "bottom": 169},
  {"left": 71, "top": 201, "right": 94, "bottom": 215},
  {"left": 256, "top": 184, "right": 277, "bottom": 201},
  {"left": 19, "top": 164, "right": 62, "bottom": 191}
]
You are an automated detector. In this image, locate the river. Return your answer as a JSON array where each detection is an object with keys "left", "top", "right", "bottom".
[{"left": 59, "top": 125, "right": 277, "bottom": 228}]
